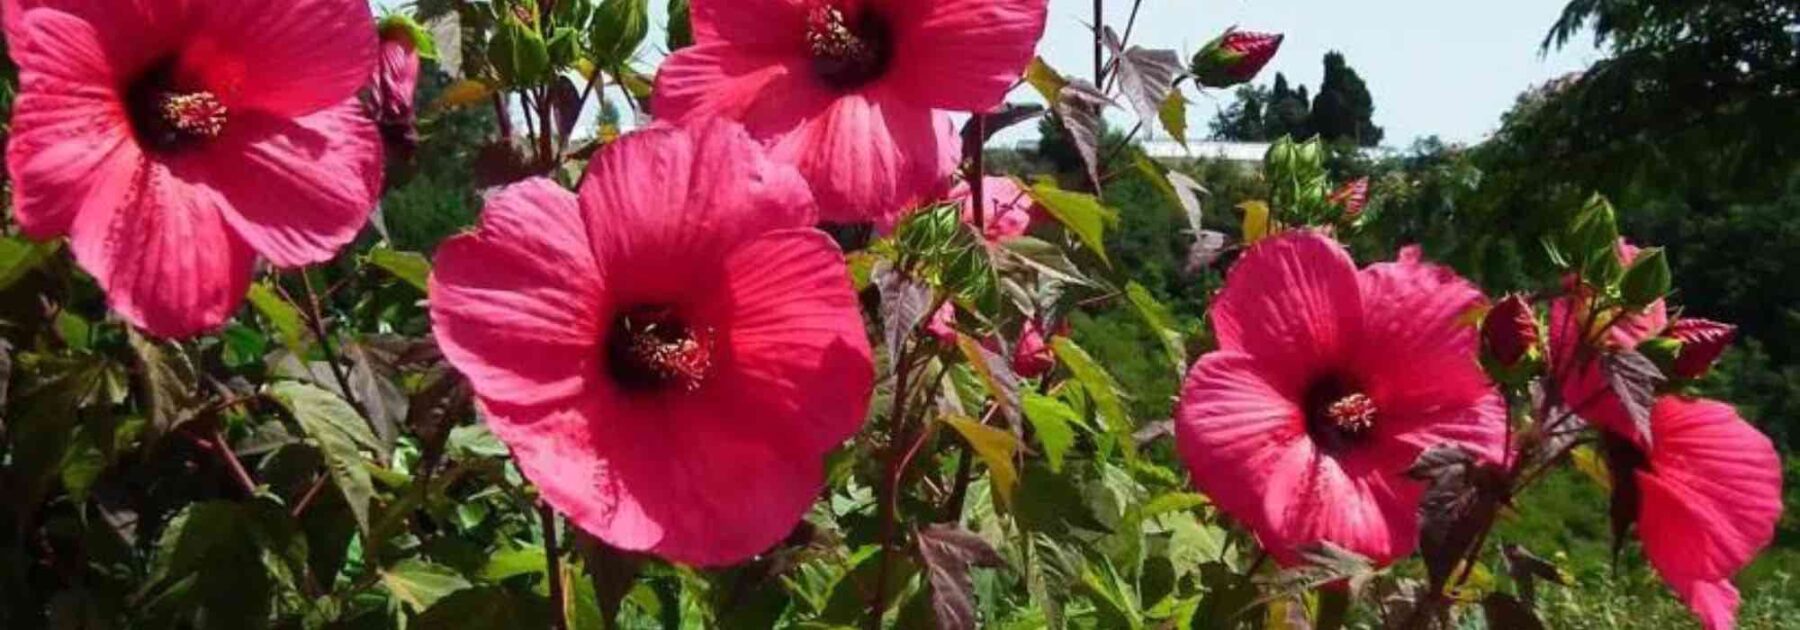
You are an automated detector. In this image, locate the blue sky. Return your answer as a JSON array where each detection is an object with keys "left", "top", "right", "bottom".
[{"left": 376, "top": 0, "right": 1600, "bottom": 147}]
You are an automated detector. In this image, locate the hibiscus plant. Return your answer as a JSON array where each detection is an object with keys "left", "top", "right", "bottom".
[{"left": 0, "top": 0, "right": 1783, "bottom": 629}]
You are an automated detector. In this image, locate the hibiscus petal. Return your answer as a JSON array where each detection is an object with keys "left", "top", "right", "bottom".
[
  {"left": 1353, "top": 256, "right": 1507, "bottom": 462},
  {"left": 878, "top": 0, "right": 1049, "bottom": 112},
  {"left": 702, "top": 229, "right": 874, "bottom": 454},
  {"left": 201, "top": 100, "right": 383, "bottom": 267},
  {"left": 66, "top": 159, "right": 254, "bottom": 337},
  {"left": 5, "top": 10, "right": 136, "bottom": 239},
  {"left": 7, "top": 0, "right": 179, "bottom": 73},
  {"left": 1636, "top": 397, "right": 1782, "bottom": 630},
  {"left": 652, "top": 43, "right": 830, "bottom": 136},
  {"left": 180, "top": 0, "right": 375, "bottom": 116},
  {"left": 769, "top": 89, "right": 957, "bottom": 225},
  {"left": 688, "top": 0, "right": 809, "bottom": 49},
  {"left": 429, "top": 179, "right": 606, "bottom": 408},
  {"left": 578, "top": 121, "right": 816, "bottom": 302},
  {"left": 1209, "top": 231, "right": 1362, "bottom": 392}
]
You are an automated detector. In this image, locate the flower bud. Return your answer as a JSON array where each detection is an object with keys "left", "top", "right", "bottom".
[
  {"left": 1191, "top": 28, "right": 1283, "bottom": 88},
  {"left": 1618, "top": 247, "right": 1671, "bottom": 309},
  {"left": 373, "top": 19, "right": 424, "bottom": 156},
  {"left": 1329, "top": 177, "right": 1369, "bottom": 218},
  {"left": 925, "top": 302, "right": 958, "bottom": 346},
  {"left": 1483, "top": 294, "right": 1538, "bottom": 367},
  {"left": 1664, "top": 318, "right": 1735, "bottom": 379}
]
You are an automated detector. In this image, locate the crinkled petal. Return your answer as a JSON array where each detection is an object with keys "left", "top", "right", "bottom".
[
  {"left": 688, "top": 0, "right": 808, "bottom": 49},
  {"left": 652, "top": 43, "right": 830, "bottom": 136},
  {"left": 578, "top": 121, "right": 816, "bottom": 302},
  {"left": 1354, "top": 256, "right": 1506, "bottom": 462},
  {"left": 198, "top": 99, "right": 383, "bottom": 267},
  {"left": 429, "top": 179, "right": 605, "bottom": 408},
  {"left": 66, "top": 159, "right": 254, "bottom": 337},
  {"left": 180, "top": 0, "right": 375, "bottom": 116},
  {"left": 7, "top": 0, "right": 179, "bottom": 74},
  {"left": 700, "top": 229, "right": 874, "bottom": 454},
  {"left": 769, "top": 89, "right": 957, "bottom": 225},
  {"left": 1636, "top": 397, "right": 1782, "bottom": 630},
  {"left": 877, "top": 0, "right": 1048, "bottom": 111},
  {"left": 1209, "top": 230, "right": 1362, "bottom": 392},
  {"left": 4, "top": 13, "right": 135, "bottom": 238}
]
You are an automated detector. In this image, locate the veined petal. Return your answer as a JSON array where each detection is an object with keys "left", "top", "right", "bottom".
[
  {"left": 1209, "top": 230, "right": 1362, "bottom": 393},
  {"left": 768, "top": 89, "right": 956, "bottom": 224},
  {"left": 180, "top": 0, "right": 375, "bottom": 116},
  {"left": 877, "top": 0, "right": 1048, "bottom": 112}
]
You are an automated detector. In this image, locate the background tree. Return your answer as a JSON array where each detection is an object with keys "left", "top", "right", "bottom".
[{"left": 1309, "top": 52, "right": 1384, "bottom": 146}]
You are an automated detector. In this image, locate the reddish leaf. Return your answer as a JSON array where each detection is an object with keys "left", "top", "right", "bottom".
[
  {"left": 915, "top": 524, "right": 1005, "bottom": 630},
  {"left": 1405, "top": 444, "right": 1507, "bottom": 591},
  {"left": 1052, "top": 80, "right": 1112, "bottom": 189},
  {"left": 1600, "top": 349, "right": 1665, "bottom": 445}
]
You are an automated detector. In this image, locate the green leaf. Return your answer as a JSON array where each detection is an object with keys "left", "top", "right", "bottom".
[
  {"left": 1158, "top": 91, "right": 1189, "bottom": 147},
  {"left": 1619, "top": 247, "right": 1671, "bottom": 308},
  {"left": 943, "top": 415, "right": 1021, "bottom": 509},
  {"left": 382, "top": 559, "right": 474, "bottom": 613},
  {"left": 127, "top": 329, "right": 200, "bottom": 434},
  {"left": 369, "top": 246, "right": 432, "bottom": 293},
  {"left": 1141, "top": 492, "right": 1209, "bottom": 519},
  {"left": 1029, "top": 181, "right": 1118, "bottom": 266},
  {"left": 1123, "top": 282, "right": 1187, "bottom": 373},
  {"left": 591, "top": 0, "right": 650, "bottom": 69},
  {"left": 269, "top": 381, "right": 379, "bottom": 533},
  {"left": 1020, "top": 392, "right": 1078, "bottom": 472},
  {"left": 247, "top": 282, "right": 309, "bottom": 353},
  {"left": 1024, "top": 56, "right": 1068, "bottom": 106},
  {"left": 416, "top": 586, "right": 550, "bottom": 628},
  {"left": 954, "top": 334, "right": 1021, "bottom": 421},
  {"left": 0, "top": 235, "right": 58, "bottom": 291},
  {"left": 665, "top": 0, "right": 693, "bottom": 51},
  {"left": 489, "top": 15, "right": 552, "bottom": 86},
  {"left": 380, "top": 13, "right": 439, "bottom": 59},
  {"left": 482, "top": 545, "right": 548, "bottom": 582},
  {"left": 1051, "top": 338, "right": 1135, "bottom": 462}
]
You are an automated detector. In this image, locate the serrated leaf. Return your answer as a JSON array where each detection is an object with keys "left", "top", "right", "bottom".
[
  {"left": 1020, "top": 392, "right": 1078, "bottom": 472},
  {"left": 1052, "top": 79, "right": 1111, "bottom": 188},
  {"left": 915, "top": 524, "right": 1005, "bottom": 630},
  {"left": 269, "top": 382, "right": 379, "bottom": 533},
  {"left": 1158, "top": 92, "right": 1188, "bottom": 147},
  {"left": 1051, "top": 338, "right": 1135, "bottom": 462},
  {"left": 1027, "top": 182, "right": 1117, "bottom": 265},
  {"left": 1141, "top": 492, "right": 1209, "bottom": 519},
  {"left": 943, "top": 415, "right": 1021, "bottom": 509},
  {"left": 247, "top": 282, "right": 309, "bottom": 354},
  {"left": 1600, "top": 349, "right": 1664, "bottom": 445},
  {"left": 383, "top": 559, "right": 473, "bottom": 612},
  {"left": 369, "top": 246, "right": 431, "bottom": 292},
  {"left": 127, "top": 328, "right": 200, "bottom": 434},
  {"left": 1103, "top": 28, "right": 1184, "bottom": 128},
  {"left": 1405, "top": 444, "right": 1506, "bottom": 591},
  {"left": 876, "top": 265, "right": 932, "bottom": 371}
]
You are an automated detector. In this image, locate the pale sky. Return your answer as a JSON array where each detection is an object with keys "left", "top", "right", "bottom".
[{"left": 375, "top": 0, "right": 1601, "bottom": 147}]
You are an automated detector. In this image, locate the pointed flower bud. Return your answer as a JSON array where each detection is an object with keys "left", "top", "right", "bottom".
[
  {"left": 1011, "top": 319, "right": 1057, "bottom": 378},
  {"left": 1329, "top": 177, "right": 1370, "bottom": 218},
  {"left": 1483, "top": 294, "right": 1538, "bottom": 367},
  {"left": 1191, "top": 28, "right": 1283, "bottom": 88},
  {"left": 1664, "top": 318, "right": 1736, "bottom": 379}
]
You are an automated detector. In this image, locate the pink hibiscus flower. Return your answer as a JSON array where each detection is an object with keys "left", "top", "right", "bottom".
[
  {"left": 653, "top": 0, "right": 1049, "bottom": 226},
  {"left": 1174, "top": 231, "right": 1505, "bottom": 565},
  {"left": 952, "top": 176, "right": 1039, "bottom": 243},
  {"left": 1616, "top": 397, "right": 1782, "bottom": 630},
  {"left": 428, "top": 122, "right": 874, "bottom": 566},
  {"left": 5, "top": 0, "right": 383, "bottom": 337}
]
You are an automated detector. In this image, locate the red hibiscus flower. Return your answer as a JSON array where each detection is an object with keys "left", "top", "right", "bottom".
[
  {"left": 1174, "top": 231, "right": 1505, "bottom": 565},
  {"left": 1610, "top": 398, "right": 1782, "bottom": 630},
  {"left": 4, "top": 0, "right": 383, "bottom": 337},
  {"left": 428, "top": 122, "right": 874, "bottom": 566},
  {"left": 653, "top": 0, "right": 1049, "bottom": 226}
]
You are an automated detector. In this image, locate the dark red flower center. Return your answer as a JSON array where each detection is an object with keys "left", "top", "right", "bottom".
[
  {"left": 127, "top": 64, "right": 228, "bottom": 153},
  {"left": 805, "top": 3, "right": 891, "bottom": 90},
  {"left": 1305, "top": 377, "right": 1378, "bottom": 452},
  {"left": 606, "top": 306, "right": 714, "bottom": 393}
]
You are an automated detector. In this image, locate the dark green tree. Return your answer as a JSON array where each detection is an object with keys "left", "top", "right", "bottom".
[
  {"left": 1265, "top": 73, "right": 1312, "bottom": 140},
  {"left": 1309, "top": 52, "right": 1383, "bottom": 146},
  {"left": 1208, "top": 84, "right": 1270, "bottom": 141}
]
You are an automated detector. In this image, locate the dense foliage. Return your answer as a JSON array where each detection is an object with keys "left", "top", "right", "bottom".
[{"left": 0, "top": 0, "right": 1792, "bottom": 629}]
